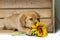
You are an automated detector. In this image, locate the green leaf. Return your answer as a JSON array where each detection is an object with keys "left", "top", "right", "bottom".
[{"left": 12, "top": 33, "right": 25, "bottom": 36}]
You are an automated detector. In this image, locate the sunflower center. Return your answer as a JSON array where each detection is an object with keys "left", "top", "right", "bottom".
[{"left": 37, "top": 26, "right": 43, "bottom": 33}]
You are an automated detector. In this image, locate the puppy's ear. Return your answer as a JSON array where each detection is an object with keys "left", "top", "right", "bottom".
[
  {"left": 20, "top": 14, "right": 26, "bottom": 27},
  {"left": 35, "top": 12, "right": 40, "bottom": 18},
  {"left": 35, "top": 12, "right": 40, "bottom": 22}
]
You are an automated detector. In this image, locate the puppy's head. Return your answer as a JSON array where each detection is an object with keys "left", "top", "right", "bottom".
[{"left": 20, "top": 11, "right": 40, "bottom": 29}]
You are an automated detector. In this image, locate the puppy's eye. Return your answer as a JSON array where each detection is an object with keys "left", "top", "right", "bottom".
[
  {"left": 29, "top": 18, "right": 33, "bottom": 20},
  {"left": 37, "top": 18, "right": 40, "bottom": 21},
  {"left": 37, "top": 18, "right": 39, "bottom": 20}
]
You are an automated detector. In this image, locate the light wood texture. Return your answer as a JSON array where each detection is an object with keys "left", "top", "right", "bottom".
[
  {"left": 0, "top": 9, "right": 51, "bottom": 18},
  {"left": 0, "top": 0, "right": 51, "bottom": 8},
  {"left": 52, "top": 0, "right": 55, "bottom": 33}
]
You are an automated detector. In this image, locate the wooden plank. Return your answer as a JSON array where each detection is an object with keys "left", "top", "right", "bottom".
[
  {"left": 52, "top": 0, "right": 55, "bottom": 33},
  {"left": 0, "top": 19, "right": 4, "bottom": 30},
  {"left": 0, "top": 0, "right": 51, "bottom": 8},
  {"left": 0, "top": 9, "right": 51, "bottom": 18}
]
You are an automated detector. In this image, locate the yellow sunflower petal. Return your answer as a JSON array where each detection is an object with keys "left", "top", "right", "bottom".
[
  {"left": 37, "top": 33, "right": 42, "bottom": 37},
  {"left": 36, "top": 22, "right": 40, "bottom": 26},
  {"left": 42, "top": 26, "right": 48, "bottom": 37},
  {"left": 36, "top": 22, "right": 44, "bottom": 27},
  {"left": 31, "top": 29, "right": 37, "bottom": 32},
  {"left": 39, "top": 22, "right": 44, "bottom": 26},
  {"left": 32, "top": 25, "right": 37, "bottom": 29},
  {"left": 34, "top": 31, "right": 39, "bottom": 34}
]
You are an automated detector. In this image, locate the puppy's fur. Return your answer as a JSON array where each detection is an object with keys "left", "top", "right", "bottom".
[{"left": 4, "top": 11, "right": 40, "bottom": 35}]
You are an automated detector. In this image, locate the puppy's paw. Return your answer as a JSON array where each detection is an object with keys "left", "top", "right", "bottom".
[{"left": 26, "top": 29, "right": 32, "bottom": 36}]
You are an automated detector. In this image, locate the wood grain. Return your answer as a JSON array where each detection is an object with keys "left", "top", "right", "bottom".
[
  {"left": 0, "top": 9, "right": 51, "bottom": 18},
  {"left": 0, "top": 0, "right": 51, "bottom": 8}
]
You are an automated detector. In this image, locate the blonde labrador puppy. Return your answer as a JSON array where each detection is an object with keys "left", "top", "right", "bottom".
[{"left": 4, "top": 11, "right": 40, "bottom": 35}]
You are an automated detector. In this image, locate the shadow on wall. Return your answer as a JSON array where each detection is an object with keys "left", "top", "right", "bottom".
[{"left": 55, "top": 0, "right": 60, "bottom": 32}]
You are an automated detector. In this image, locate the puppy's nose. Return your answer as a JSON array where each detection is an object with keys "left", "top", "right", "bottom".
[{"left": 34, "top": 22, "right": 37, "bottom": 25}]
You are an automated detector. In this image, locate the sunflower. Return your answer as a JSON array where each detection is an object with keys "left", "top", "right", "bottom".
[{"left": 31, "top": 22, "right": 48, "bottom": 37}]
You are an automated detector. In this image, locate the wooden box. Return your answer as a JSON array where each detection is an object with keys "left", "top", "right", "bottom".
[{"left": 0, "top": 0, "right": 55, "bottom": 34}]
